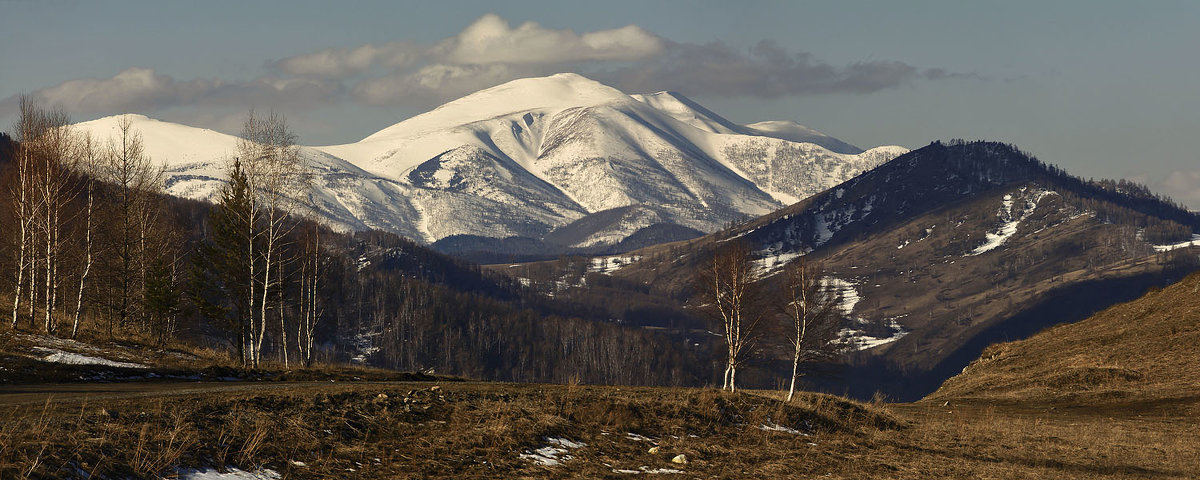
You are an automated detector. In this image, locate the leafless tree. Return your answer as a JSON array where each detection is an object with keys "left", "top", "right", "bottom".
[
  {"left": 297, "top": 224, "right": 325, "bottom": 367},
  {"left": 236, "top": 110, "right": 310, "bottom": 367},
  {"left": 7, "top": 97, "right": 80, "bottom": 334},
  {"left": 697, "top": 241, "right": 763, "bottom": 392},
  {"left": 71, "top": 133, "right": 100, "bottom": 338},
  {"left": 37, "top": 110, "right": 80, "bottom": 334},
  {"left": 8, "top": 97, "right": 40, "bottom": 329},
  {"left": 99, "top": 115, "right": 163, "bottom": 336},
  {"left": 780, "top": 258, "right": 841, "bottom": 402}
]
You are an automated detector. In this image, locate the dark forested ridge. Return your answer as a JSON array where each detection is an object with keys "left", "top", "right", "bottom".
[{"left": 542, "top": 140, "right": 1200, "bottom": 399}]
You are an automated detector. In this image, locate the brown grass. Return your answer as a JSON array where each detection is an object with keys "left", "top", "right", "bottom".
[
  {"left": 931, "top": 270, "right": 1200, "bottom": 415},
  {"left": 2, "top": 381, "right": 1194, "bottom": 478}
]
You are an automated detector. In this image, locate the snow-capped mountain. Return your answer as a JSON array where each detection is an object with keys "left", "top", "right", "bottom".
[{"left": 74, "top": 73, "right": 906, "bottom": 253}]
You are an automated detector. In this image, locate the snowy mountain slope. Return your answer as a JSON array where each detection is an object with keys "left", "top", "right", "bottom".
[
  {"left": 74, "top": 74, "right": 907, "bottom": 251},
  {"left": 744, "top": 120, "right": 863, "bottom": 154},
  {"left": 629, "top": 91, "right": 745, "bottom": 135}
]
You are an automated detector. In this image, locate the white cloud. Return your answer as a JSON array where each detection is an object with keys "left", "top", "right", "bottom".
[
  {"left": 270, "top": 41, "right": 422, "bottom": 78},
  {"left": 353, "top": 63, "right": 536, "bottom": 108},
  {"left": 597, "top": 40, "right": 936, "bottom": 98},
  {"left": 0, "top": 67, "right": 341, "bottom": 117},
  {"left": 1160, "top": 169, "right": 1200, "bottom": 209},
  {"left": 4, "top": 14, "right": 967, "bottom": 121},
  {"left": 432, "top": 14, "right": 664, "bottom": 65}
]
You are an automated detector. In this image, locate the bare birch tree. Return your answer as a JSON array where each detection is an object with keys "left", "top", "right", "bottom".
[
  {"left": 35, "top": 106, "right": 79, "bottom": 334},
  {"left": 780, "top": 258, "right": 841, "bottom": 402},
  {"left": 8, "top": 97, "right": 41, "bottom": 329},
  {"left": 697, "top": 241, "right": 762, "bottom": 392},
  {"left": 71, "top": 133, "right": 100, "bottom": 338},
  {"left": 297, "top": 224, "right": 325, "bottom": 367},
  {"left": 237, "top": 110, "right": 310, "bottom": 367},
  {"left": 7, "top": 97, "right": 79, "bottom": 333}
]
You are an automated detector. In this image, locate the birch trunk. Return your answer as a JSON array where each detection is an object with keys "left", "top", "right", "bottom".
[{"left": 72, "top": 179, "right": 93, "bottom": 338}]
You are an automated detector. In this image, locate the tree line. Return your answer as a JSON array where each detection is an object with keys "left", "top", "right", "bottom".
[{"left": 3, "top": 98, "right": 176, "bottom": 341}]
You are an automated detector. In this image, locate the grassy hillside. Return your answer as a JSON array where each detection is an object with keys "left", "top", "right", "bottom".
[{"left": 930, "top": 270, "right": 1200, "bottom": 414}]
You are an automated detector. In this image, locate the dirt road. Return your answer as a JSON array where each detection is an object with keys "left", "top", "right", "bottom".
[{"left": 0, "top": 380, "right": 436, "bottom": 406}]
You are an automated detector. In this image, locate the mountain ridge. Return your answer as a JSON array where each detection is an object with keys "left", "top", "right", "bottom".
[
  {"left": 569, "top": 140, "right": 1200, "bottom": 400},
  {"left": 73, "top": 73, "right": 907, "bottom": 254}
]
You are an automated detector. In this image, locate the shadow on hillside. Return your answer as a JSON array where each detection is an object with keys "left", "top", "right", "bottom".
[{"left": 813, "top": 267, "right": 1196, "bottom": 402}]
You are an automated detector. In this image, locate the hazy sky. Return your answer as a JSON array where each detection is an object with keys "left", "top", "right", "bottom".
[{"left": 3, "top": 1, "right": 1199, "bottom": 207}]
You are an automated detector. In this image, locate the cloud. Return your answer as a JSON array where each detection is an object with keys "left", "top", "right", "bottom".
[
  {"left": 598, "top": 40, "right": 937, "bottom": 98},
  {"left": 269, "top": 41, "right": 422, "bottom": 78},
  {"left": 340, "top": 16, "right": 962, "bottom": 106},
  {"left": 431, "top": 13, "right": 664, "bottom": 65},
  {"left": 1159, "top": 169, "right": 1200, "bottom": 209},
  {"left": 353, "top": 63, "right": 537, "bottom": 108},
  {"left": 0, "top": 67, "right": 341, "bottom": 117},
  {"left": 6, "top": 14, "right": 972, "bottom": 119}
]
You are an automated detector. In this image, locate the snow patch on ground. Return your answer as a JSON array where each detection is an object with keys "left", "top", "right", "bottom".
[
  {"left": 759, "top": 422, "right": 807, "bottom": 435},
  {"left": 350, "top": 331, "right": 382, "bottom": 364},
  {"left": 519, "top": 437, "right": 586, "bottom": 466},
  {"left": 822, "top": 277, "right": 860, "bottom": 315},
  {"left": 176, "top": 467, "right": 280, "bottom": 479},
  {"left": 33, "top": 347, "right": 147, "bottom": 369},
  {"left": 1154, "top": 234, "right": 1200, "bottom": 252},
  {"left": 753, "top": 251, "right": 803, "bottom": 277},
  {"left": 613, "top": 466, "right": 685, "bottom": 475},
  {"left": 818, "top": 278, "right": 906, "bottom": 350},
  {"left": 589, "top": 255, "right": 643, "bottom": 274},
  {"left": 838, "top": 318, "right": 909, "bottom": 351},
  {"left": 967, "top": 189, "right": 1056, "bottom": 256}
]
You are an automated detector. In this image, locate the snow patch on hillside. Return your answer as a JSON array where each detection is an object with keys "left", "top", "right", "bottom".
[
  {"left": 1153, "top": 234, "right": 1200, "bottom": 252},
  {"left": 839, "top": 319, "right": 908, "bottom": 351},
  {"left": 821, "top": 279, "right": 907, "bottom": 351},
  {"left": 753, "top": 251, "right": 803, "bottom": 277},
  {"left": 350, "top": 331, "right": 382, "bottom": 364},
  {"left": 519, "top": 437, "right": 586, "bottom": 466},
  {"left": 177, "top": 467, "right": 280, "bottom": 480},
  {"left": 822, "top": 277, "right": 860, "bottom": 315},
  {"left": 590, "top": 255, "right": 642, "bottom": 274},
  {"left": 967, "top": 189, "right": 1057, "bottom": 256},
  {"left": 34, "top": 347, "right": 147, "bottom": 369}
]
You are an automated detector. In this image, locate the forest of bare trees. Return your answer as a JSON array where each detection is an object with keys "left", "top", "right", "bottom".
[{"left": 1, "top": 99, "right": 324, "bottom": 367}]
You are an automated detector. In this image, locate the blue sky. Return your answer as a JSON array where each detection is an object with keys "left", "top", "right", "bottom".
[{"left": 3, "top": 1, "right": 1199, "bottom": 206}]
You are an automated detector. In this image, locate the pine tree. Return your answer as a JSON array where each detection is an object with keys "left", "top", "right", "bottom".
[{"left": 192, "top": 159, "right": 256, "bottom": 365}]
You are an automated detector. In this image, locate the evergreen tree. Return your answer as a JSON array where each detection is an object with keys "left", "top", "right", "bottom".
[{"left": 191, "top": 159, "right": 256, "bottom": 365}]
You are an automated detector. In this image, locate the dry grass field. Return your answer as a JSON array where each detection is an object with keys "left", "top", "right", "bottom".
[
  {"left": 3, "top": 273, "right": 1197, "bottom": 478},
  {"left": 1, "top": 381, "right": 1196, "bottom": 479}
]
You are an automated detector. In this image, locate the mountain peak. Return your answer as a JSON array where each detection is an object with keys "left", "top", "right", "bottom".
[{"left": 362, "top": 73, "right": 629, "bottom": 142}]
